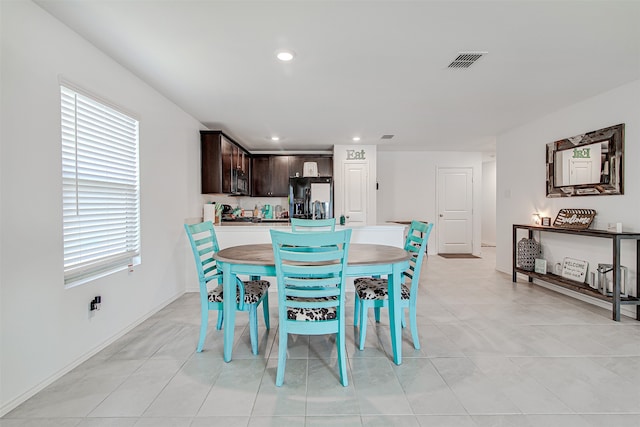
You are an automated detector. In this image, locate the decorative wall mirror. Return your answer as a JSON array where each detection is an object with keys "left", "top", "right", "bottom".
[{"left": 546, "top": 123, "right": 624, "bottom": 197}]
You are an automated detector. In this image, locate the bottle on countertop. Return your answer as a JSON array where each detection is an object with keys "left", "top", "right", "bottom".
[
  {"left": 254, "top": 204, "right": 259, "bottom": 218},
  {"left": 339, "top": 214, "right": 346, "bottom": 225}
]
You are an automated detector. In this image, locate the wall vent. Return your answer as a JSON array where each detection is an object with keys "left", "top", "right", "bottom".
[
  {"left": 380, "top": 134, "right": 395, "bottom": 140},
  {"left": 447, "top": 52, "right": 487, "bottom": 69}
]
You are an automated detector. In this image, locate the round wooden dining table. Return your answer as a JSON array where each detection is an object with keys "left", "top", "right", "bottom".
[{"left": 214, "top": 243, "right": 410, "bottom": 365}]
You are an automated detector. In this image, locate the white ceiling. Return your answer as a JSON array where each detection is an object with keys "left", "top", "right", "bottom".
[{"left": 35, "top": 0, "right": 640, "bottom": 153}]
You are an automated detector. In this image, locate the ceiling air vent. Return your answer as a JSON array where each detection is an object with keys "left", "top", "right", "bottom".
[
  {"left": 380, "top": 134, "right": 395, "bottom": 140},
  {"left": 447, "top": 52, "right": 487, "bottom": 69}
]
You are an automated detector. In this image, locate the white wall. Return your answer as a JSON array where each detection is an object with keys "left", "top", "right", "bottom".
[
  {"left": 482, "top": 160, "right": 497, "bottom": 246},
  {"left": 376, "top": 151, "right": 483, "bottom": 256},
  {"left": 496, "top": 79, "right": 640, "bottom": 313},
  {"left": 0, "top": 1, "right": 202, "bottom": 414}
]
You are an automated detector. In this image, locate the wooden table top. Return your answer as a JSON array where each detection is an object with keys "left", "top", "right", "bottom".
[{"left": 215, "top": 243, "right": 409, "bottom": 266}]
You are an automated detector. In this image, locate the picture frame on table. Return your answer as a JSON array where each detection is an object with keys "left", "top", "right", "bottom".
[
  {"left": 541, "top": 217, "right": 551, "bottom": 226},
  {"left": 561, "top": 257, "right": 589, "bottom": 282},
  {"left": 534, "top": 258, "right": 547, "bottom": 274}
]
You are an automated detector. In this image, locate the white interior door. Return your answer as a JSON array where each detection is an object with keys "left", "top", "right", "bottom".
[
  {"left": 343, "top": 162, "right": 367, "bottom": 224},
  {"left": 437, "top": 167, "right": 473, "bottom": 254},
  {"left": 569, "top": 158, "right": 597, "bottom": 185}
]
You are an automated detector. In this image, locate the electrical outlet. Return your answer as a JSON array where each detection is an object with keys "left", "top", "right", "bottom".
[{"left": 90, "top": 296, "right": 102, "bottom": 311}]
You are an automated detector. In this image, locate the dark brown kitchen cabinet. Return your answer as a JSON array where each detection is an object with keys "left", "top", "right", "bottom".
[
  {"left": 201, "top": 131, "right": 250, "bottom": 194},
  {"left": 252, "top": 155, "right": 289, "bottom": 197},
  {"left": 288, "top": 156, "right": 333, "bottom": 177}
]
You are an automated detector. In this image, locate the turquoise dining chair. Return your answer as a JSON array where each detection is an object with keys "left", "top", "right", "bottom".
[
  {"left": 270, "top": 228, "right": 352, "bottom": 386},
  {"left": 290, "top": 217, "right": 336, "bottom": 232},
  {"left": 184, "top": 221, "right": 270, "bottom": 354},
  {"left": 353, "top": 220, "right": 433, "bottom": 351}
]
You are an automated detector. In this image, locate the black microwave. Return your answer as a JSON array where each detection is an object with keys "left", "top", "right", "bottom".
[{"left": 231, "top": 168, "right": 249, "bottom": 195}]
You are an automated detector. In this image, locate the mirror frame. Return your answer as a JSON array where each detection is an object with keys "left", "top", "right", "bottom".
[{"left": 546, "top": 123, "right": 624, "bottom": 197}]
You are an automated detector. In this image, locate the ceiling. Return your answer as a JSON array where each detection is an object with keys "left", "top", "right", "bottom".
[{"left": 35, "top": 0, "right": 640, "bottom": 153}]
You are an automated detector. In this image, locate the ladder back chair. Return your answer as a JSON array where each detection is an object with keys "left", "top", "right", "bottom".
[
  {"left": 184, "top": 221, "right": 270, "bottom": 354},
  {"left": 290, "top": 217, "right": 336, "bottom": 232},
  {"left": 353, "top": 220, "right": 433, "bottom": 350},
  {"left": 270, "top": 228, "right": 352, "bottom": 386}
]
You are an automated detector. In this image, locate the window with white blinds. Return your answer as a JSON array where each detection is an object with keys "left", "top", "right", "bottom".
[{"left": 61, "top": 85, "right": 140, "bottom": 287}]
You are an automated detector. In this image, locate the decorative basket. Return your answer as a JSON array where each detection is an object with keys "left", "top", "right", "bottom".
[{"left": 517, "top": 238, "right": 541, "bottom": 271}]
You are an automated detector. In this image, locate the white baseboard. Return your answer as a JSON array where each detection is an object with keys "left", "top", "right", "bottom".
[
  {"left": 0, "top": 292, "right": 185, "bottom": 417},
  {"left": 532, "top": 279, "right": 636, "bottom": 319}
]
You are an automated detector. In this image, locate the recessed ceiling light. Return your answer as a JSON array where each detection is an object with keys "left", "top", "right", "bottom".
[
  {"left": 271, "top": 136, "right": 280, "bottom": 141},
  {"left": 276, "top": 50, "right": 295, "bottom": 62},
  {"left": 352, "top": 137, "right": 361, "bottom": 142}
]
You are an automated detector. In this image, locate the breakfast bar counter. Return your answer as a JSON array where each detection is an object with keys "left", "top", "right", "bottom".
[{"left": 211, "top": 222, "right": 406, "bottom": 249}]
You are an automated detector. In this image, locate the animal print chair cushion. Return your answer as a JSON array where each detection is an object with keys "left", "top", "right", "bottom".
[
  {"left": 208, "top": 280, "right": 270, "bottom": 304},
  {"left": 285, "top": 296, "right": 338, "bottom": 321},
  {"left": 353, "top": 277, "right": 411, "bottom": 301}
]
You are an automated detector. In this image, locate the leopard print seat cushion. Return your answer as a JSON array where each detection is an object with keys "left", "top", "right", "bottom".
[
  {"left": 208, "top": 280, "right": 270, "bottom": 304},
  {"left": 354, "top": 277, "right": 411, "bottom": 301},
  {"left": 285, "top": 296, "right": 338, "bottom": 321}
]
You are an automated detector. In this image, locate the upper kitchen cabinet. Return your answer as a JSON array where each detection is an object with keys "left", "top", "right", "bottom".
[
  {"left": 289, "top": 156, "right": 333, "bottom": 177},
  {"left": 252, "top": 155, "right": 289, "bottom": 197},
  {"left": 201, "top": 131, "right": 250, "bottom": 195}
]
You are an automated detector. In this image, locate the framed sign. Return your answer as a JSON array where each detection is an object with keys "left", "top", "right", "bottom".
[
  {"left": 561, "top": 257, "right": 588, "bottom": 282},
  {"left": 534, "top": 258, "right": 547, "bottom": 274},
  {"left": 553, "top": 209, "right": 596, "bottom": 229}
]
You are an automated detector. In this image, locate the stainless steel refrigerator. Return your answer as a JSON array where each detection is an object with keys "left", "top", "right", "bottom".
[{"left": 289, "top": 177, "right": 333, "bottom": 219}]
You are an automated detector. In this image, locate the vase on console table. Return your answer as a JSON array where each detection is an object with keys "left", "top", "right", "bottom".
[{"left": 517, "top": 238, "right": 541, "bottom": 271}]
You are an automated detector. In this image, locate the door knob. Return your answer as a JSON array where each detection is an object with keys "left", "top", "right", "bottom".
[{"left": 439, "top": 214, "right": 443, "bottom": 217}]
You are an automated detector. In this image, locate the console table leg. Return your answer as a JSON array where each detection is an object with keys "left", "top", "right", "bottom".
[
  {"left": 512, "top": 225, "right": 517, "bottom": 282},
  {"left": 613, "top": 238, "right": 621, "bottom": 322},
  {"left": 637, "top": 240, "right": 640, "bottom": 321}
]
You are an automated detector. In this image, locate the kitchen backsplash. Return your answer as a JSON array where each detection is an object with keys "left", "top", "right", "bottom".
[{"left": 202, "top": 194, "right": 289, "bottom": 216}]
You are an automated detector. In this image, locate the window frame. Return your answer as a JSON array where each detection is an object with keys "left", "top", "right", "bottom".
[{"left": 61, "top": 84, "right": 141, "bottom": 287}]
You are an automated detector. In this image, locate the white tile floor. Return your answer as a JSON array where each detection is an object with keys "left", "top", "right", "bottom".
[{"left": 3, "top": 247, "right": 640, "bottom": 426}]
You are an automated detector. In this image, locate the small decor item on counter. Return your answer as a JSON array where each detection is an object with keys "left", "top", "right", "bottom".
[
  {"left": 597, "top": 263, "right": 628, "bottom": 296},
  {"left": 541, "top": 217, "right": 551, "bottom": 226},
  {"left": 534, "top": 258, "right": 547, "bottom": 274},
  {"left": 588, "top": 271, "right": 597, "bottom": 289},
  {"left": 516, "top": 238, "right": 541, "bottom": 271},
  {"left": 339, "top": 215, "right": 346, "bottom": 226},
  {"left": 203, "top": 203, "right": 224, "bottom": 224},
  {"left": 552, "top": 208, "right": 596, "bottom": 229},
  {"left": 561, "top": 257, "right": 588, "bottom": 282},
  {"left": 607, "top": 222, "right": 623, "bottom": 233},
  {"left": 215, "top": 203, "right": 223, "bottom": 224},
  {"left": 554, "top": 262, "right": 562, "bottom": 275},
  {"left": 203, "top": 203, "right": 216, "bottom": 223},
  {"left": 531, "top": 213, "right": 541, "bottom": 225},
  {"left": 262, "top": 204, "right": 273, "bottom": 219}
]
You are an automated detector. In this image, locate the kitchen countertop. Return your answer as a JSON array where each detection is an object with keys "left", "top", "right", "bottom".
[
  {"left": 217, "top": 221, "right": 292, "bottom": 227},
  {"left": 388, "top": 220, "right": 430, "bottom": 225},
  {"left": 215, "top": 222, "right": 405, "bottom": 229},
  {"left": 196, "top": 221, "right": 407, "bottom": 249},
  {"left": 221, "top": 218, "right": 289, "bottom": 223}
]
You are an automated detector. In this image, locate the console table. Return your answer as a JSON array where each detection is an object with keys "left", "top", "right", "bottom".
[{"left": 512, "top": 224, "right": 640, "bottom": 321}]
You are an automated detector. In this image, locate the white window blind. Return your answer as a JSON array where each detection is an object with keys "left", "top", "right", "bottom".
[{"left": 61, "top": 85, "right": 140, "bottom": 287}]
